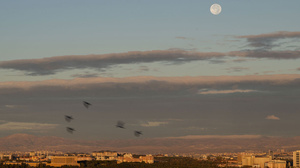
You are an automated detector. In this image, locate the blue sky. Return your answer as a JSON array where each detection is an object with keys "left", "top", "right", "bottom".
[
  {"left": 0, "top": 0, "right": 300, "bottom": 140},
  {"left": 1, "top": 0, "right": 300, "bottom": 59}
]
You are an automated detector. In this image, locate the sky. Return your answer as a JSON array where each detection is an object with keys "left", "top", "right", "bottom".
[{"left": 0, "top": 0, "right": 300, "bottom": 140}]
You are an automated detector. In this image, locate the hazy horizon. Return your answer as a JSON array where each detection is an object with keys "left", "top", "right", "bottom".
[{"left": 0, "top": 0, "right": 300, "bottom": 141}]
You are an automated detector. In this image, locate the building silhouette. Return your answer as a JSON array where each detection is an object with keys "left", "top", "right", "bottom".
[{"left": 293, "top": 150, "right": 300, "bottom": 168}]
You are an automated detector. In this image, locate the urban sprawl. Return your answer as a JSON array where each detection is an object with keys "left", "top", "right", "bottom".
[{"left": 1, "top": 149, "right": 300, "bottom": 167}]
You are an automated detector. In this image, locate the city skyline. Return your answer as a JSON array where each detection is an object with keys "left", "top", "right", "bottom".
[{"left": 0, "top": 0, "right": 300, "bottom": 140}]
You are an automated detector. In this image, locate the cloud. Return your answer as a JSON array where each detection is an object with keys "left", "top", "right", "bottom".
[
  {"left": 140, "top": 121, "right": 169, "bottom": 127},
  {"left": 297, "top": 68, "right": 300, "bottom": 71},
  {"left": 3, "top": 105, "right": 27, "bottom": 109},
  {"left": 228, "top": 50, "right": 300, "bottom": 59},
  {"left": 71, "top": 73, "right": 99, "bottom": 78},
  {"left": 5, "top": 105, "right": 18, "bottom": 109},
  {"left": 209, "top": 59, "right": 227, "bottom": 64},
  {"left": 136, "top": 66, "right": 160, "bottom": 73},
  {"left": 232, "top": 58, "right": 250, "bottom": 63},
  {"left": 0, "top": 121, "right": 59, "bottom": 131},
  {"left": 265, "top": 115, "right": 280, "bottom": 120},
  {"left": 0, "top": 50, "right": 225, "bottom": 76},
  {"left": 226, "top": 67, "right": 249, "bottom": 72},
  {"left": 1, "top": 48, "right": 300, "bottom": 76},
  {"left": 198, "top": 89, "right": 257, "bottom": 95},
  {"left": 138, "top": 66, "right": 150, "bottom": 72},
  {"left": 237, "top": 31, "right": 300, "bottom": 49},
  {"left": 0, "top": 74, "right": 299, "bottom": 96}
]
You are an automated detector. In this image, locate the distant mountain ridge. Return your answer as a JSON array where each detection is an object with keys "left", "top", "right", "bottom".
[{"left": 1, "top": 134, "right": 300, "bottom": 154}]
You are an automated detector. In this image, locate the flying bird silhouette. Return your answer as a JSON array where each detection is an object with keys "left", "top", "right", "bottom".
[
  {"left": 66, "top": 127, "right": 75, "bottom": 134},
  {"left": 64, "top": 115, "right": 73, "bottom": 122},
  {"left": 83, "top": 101, "right": 92, "bottom": 109},
  {"left": 134, "top": 131, "right": 142, "bottom": 137},
  {"left": 116, "top": 121, "right": 125, "bottom": 129}
]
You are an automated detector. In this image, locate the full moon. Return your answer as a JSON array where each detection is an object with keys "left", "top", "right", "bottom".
[{"left": 210, "top": 3, "right": 222, "bottom": 15}]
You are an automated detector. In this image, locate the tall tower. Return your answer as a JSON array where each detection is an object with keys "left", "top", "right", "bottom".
[
  {"left": 293, "top": 150, "right": 300, "bottom": 167},
  {"left": 269, "top": 150, "right": 274, "bottom": 160}
]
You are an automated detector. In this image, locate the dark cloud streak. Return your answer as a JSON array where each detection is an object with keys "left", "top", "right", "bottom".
[
  {"left": 226, "top": 67, "right": 249, "bottom": 72},
  {"left": 0, "top": 50, "right": 225, "bottom": 76},
  {"left": 0, "top": 50, "right": 300, "bottom": 76},
  {"left": 229, "top": 50, "right": 300, "bottom": 59},
  {"left": 237, "top": 31, "right": 300, "bottom": 49},
  {"left": 71, "top": 73, "right": 99, "bottom": 78}
]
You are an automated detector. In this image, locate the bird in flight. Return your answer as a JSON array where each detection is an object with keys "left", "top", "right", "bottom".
[
  {"left": 66, "top": 127, "right": 75, "bottom": 134},
  {"left": 64, "top": 115, "right": 73, "bottom": 122},
  {"left": 134, "top": 131, "right": 142, "bottom": 137},
  {"left": 83, "top": 101, "right": 92, "bottom": 109},
  {"left": 116, "top": 121, "right": 125, "bottom": 129}
]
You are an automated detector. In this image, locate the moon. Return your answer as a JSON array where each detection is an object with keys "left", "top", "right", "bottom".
[{"left": 210, "top": 3, "right": 222, "bottom": 15}]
